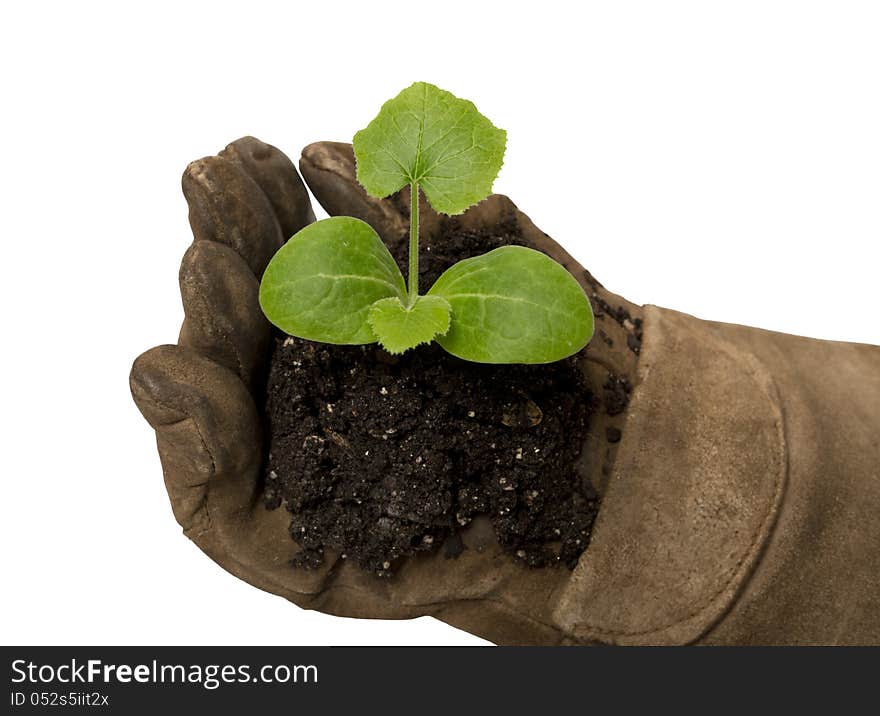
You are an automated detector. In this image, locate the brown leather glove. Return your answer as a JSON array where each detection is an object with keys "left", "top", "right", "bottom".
[{"left": 130, "top": 137, "right": 880, "bottom": 645}]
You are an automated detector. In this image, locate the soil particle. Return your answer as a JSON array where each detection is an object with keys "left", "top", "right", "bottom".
[
  {"left": 597, "top": 328, "right": 614, "bottom": 347},
  {"left": 261, "top": 218, "right": 599, "bottom": 576},
  {"left": 590, "top": 293, "right": 643, "bottom": 355},
  {"left": 626, "top": 333, "right": 642, "bottom": 354},
  {"left": 602, "top": 374, "right": 632, "bottom": 416}
]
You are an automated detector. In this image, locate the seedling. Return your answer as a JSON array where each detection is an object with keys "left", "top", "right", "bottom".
[{"left": 259, "top": 82, "right": 594, "bottom": 363}]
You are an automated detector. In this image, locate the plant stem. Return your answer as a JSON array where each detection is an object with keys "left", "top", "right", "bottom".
[{"left": 407, "top": 181, "right": 419, "bottom": 308}]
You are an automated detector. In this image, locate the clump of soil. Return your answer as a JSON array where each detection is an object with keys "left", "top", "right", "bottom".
[{"left": 261, "top": 217, "right": 598, "bottom": 576}]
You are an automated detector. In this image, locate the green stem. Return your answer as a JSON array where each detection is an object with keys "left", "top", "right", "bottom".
[{"left": 407, "top": 181, "right": 419, "bottom": 308}]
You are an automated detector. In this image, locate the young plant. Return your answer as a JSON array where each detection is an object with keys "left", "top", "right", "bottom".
[{"left": 259, "top": 82, "right": 594, "bottom": 363}]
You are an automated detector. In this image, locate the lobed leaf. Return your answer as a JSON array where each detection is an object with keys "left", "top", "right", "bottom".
[
  {"left": 259, "top": 217, "right": 406, "bottom": 344},
  {"left": 427, "top": 246, "right": 594, "bottom": 364},
  {"left": 353, "top": 82, "right": 507, "bottom": 215},
  {"left": 368, "top": 295, "right": 451, "bottom": 355}
]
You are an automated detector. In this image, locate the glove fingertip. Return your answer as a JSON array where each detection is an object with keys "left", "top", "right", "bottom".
[
  {"left": 130, "top": 344, "right": 184, "bottom": 429},
  {"left": 299, "top": 141, "right": 408, "bottom": 244},
  {"left": 181, "top": 155, "right": 283, "bottom": 277},
  {"left": 221, "top": 136, "right": 316, "bottom": 240},
  {"left": 130, "top": 344, "right": 262, "bottom": 531},
  {"left": 454, "top": 193, "right": 519, "bottom": 232}
]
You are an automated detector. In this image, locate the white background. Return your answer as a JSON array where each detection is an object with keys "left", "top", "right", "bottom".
[{"left": 2, "top": 1, "right": 878, "bottom": 645}]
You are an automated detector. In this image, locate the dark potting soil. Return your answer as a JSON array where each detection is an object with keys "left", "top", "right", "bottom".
[{"left": 261, "top": 216, "right": 598, "bottom": 576}]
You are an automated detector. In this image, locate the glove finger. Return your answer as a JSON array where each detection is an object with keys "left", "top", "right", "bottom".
[
  {"left": 220, "top": 136, "right": 315, "bottom": 240},
  {"left": 299, "top": 141, "right": 444, "bottom": 247},
  {"left": 450, "top": 190, "right": 639, "bottom": 324},
  {"left": 178, "top": 241, "right": 270, "bottom": 393},
  {"left": 130, "top": 345, "right": 261, "bottom": 536},
  {"left": 444, "top": 191, "right": 595, "bottom": 290},
  {"left": 451, "top": 192, "right": 519, "bottom": 231},
  {"left": 131, "top": 344, "right": 347, "bottom": 603},
  {"left": 182, "top": 155, "right": 284, "bottom": 277}
]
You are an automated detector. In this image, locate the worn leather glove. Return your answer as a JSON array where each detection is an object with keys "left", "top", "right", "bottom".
[{"left": 131, "top": 136, "right": 880, "bottom": 645}]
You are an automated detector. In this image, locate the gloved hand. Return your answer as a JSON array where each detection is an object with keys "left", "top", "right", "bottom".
[{"left": 131, "top": 137, "right": 880, "bottom": 645}]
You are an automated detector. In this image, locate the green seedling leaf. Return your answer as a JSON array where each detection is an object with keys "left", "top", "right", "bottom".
[
  {"left": 368, "top": 295, "right": 452, "bottom": 355},
  {"left": 258, "top": 83, "right": 595, "bottom": 367},
  {"left": 353, "top": 81, "right": 507, "bottom": 215},
  {"left": 259, "top": 216, "right": 406, "bottom": 344},
  {"left": 428, "top": 246, "right": 594, "bottom": 364}
]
